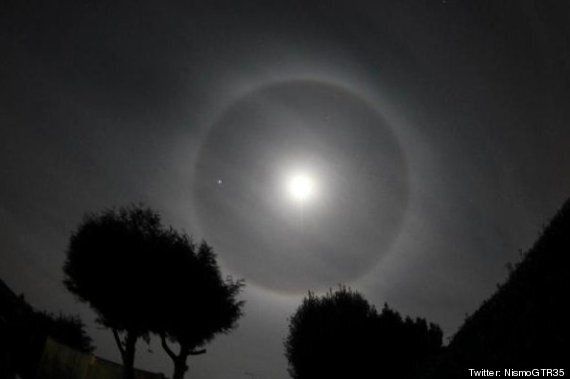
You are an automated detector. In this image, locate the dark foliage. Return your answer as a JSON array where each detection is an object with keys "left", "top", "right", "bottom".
[
  {"left": 63, "top": 204, "right": 165, "bottom": 379},
  {"left": 425, "top": 198, "right": 570, "bottom": 377},
  {"left": 33, "top": 311, "right": 94, "bottom": 354},
  {"left": 153, "top": 233, "right": 244, "bottom": 379},
  {"left": 285, "top": 286, "right": 442, "bottom": 379}
]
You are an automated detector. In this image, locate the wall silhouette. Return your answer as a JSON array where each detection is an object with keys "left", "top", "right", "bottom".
[{"left": 37, "top": 338, "right": 165, "bottom": 379}]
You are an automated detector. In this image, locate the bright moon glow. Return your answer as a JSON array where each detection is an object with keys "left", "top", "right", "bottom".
[{"left": 287, "top": 173, "right": 316, "bottom": 202}]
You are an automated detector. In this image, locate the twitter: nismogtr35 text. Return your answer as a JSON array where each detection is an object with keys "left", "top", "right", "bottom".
[{"left": 468, "top": 368, "right": 565, "bottom": 377}]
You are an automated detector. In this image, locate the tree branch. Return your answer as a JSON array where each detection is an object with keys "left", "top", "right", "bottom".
[
  {"left": 112, "top": 328, "right": 125, "bottom": 359},
  {"left": 189, "top": 349, "right": 206, "bottom": 355},
  {"left": 160, "top": 334, "right": 178, "bottom": 361}
]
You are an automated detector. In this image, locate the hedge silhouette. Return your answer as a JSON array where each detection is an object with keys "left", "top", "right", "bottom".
[{"left": 425, "top": 198, "right": 570, "bottom": 377}]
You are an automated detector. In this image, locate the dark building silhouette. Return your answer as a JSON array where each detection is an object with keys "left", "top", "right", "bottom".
[{"left": 1, "top": 278, "right": 26, "bottom": 378}]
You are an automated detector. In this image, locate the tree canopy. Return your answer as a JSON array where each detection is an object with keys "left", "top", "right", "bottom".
[{"left": 64, "top": 205, "right": 163, "bottom": 333}]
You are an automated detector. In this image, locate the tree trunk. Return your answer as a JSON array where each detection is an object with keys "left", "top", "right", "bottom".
[
  {"left": 172, "top": 345, "right": 190, "bottom": 379},
  {"left": 122, "top": 331, "right": 137, "bottom": 379}
]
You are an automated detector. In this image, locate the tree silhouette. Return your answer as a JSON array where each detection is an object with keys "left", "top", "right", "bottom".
[
  {"left": 285, "top": 286, "right": 442, "bottom": 379},
  {"left": 63, "top": 204, "right": 244, "bottom": 379},
  {"left": 63, "top": 205, "right": 164, "bottom": 379},
  {"left": 153, "top": 231, "right": 244, "bottom": 379}
]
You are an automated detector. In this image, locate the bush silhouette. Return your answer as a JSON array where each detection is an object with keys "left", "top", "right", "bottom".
[
  {"left": 372, "top": 304, "right": 442, "bottom": 378},
  {"left": 285, "top": 286, "right": 442, "bottom": 379}
]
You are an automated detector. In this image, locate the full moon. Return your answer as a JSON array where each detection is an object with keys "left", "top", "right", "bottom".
[{"left": 287, "top": 172, "right": 316, "bottom": 202}]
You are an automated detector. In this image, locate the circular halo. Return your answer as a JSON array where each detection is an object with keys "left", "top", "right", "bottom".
[{"left": 193, "top": 79, "right": 409, "bottom": 294}]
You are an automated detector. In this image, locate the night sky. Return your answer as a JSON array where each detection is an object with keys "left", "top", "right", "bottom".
[{"left": 2, "top": 1, "right": 570, "bottom": 378}]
